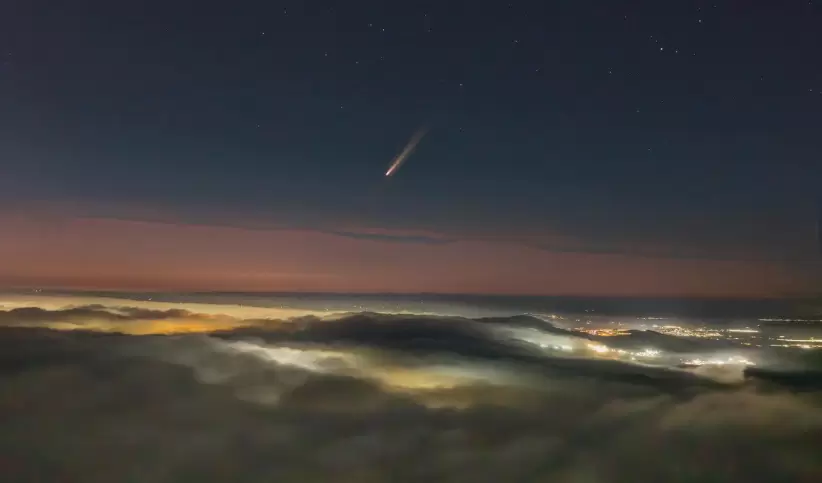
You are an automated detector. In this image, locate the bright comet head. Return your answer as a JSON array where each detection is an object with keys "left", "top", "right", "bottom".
[{"left": 384, "top": 127, "right": 428, "bottom": 177}]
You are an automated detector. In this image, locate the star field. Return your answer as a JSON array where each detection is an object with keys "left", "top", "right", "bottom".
[{"left": 0, "top": 0, "right": 820, "bottom": 296}]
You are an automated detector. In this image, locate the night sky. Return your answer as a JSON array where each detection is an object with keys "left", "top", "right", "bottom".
[{"left": 1, "top": 1, "right": 820, "bottom": 296}]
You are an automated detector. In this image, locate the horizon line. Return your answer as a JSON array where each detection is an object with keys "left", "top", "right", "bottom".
[{"left": 2, "top": 287, "right": 819, "bottom": 302}]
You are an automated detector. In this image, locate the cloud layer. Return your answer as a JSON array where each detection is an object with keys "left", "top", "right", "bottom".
[{"left": 1, "top": 303, "right": 822, "bottom": 482}]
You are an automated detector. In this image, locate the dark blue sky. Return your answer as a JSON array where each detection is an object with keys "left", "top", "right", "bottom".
[{"left": 0, "top": 1, "right": 820, "bottom": 295}]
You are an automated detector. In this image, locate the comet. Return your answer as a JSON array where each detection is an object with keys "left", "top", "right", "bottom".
[{"left": 385, "top": 127, "right": 428, "bottom": 177}]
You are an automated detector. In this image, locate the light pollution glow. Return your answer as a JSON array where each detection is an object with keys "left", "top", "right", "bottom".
[
  {"left": 0, "top": 295, "right": 540, "bottom": 406},
  {"left": 0, "top": 294, "right": 330, "bottom": 334},
  {"left": 0, "top": 294, "right": 774, "bottom": 405}
]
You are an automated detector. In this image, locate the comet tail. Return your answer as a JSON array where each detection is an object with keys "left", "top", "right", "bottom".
[{"left": 385, "top": 128, "right": 428, "bottom": 177}]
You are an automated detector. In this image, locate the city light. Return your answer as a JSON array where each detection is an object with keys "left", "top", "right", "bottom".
[
  {"left": 635, "top": 348, "right": 660, "bottom": 358},
  {"left": 682, "top": 356, "right": 754, "bottom": 367},
  {"left": 587, "top": 343, "right": 610, "bottom": 354},
  {"left": 573, "top": 327, "right": 630, "bottom": 337},
  {"left": 653, "top": 325, "right": 723, "bottom": 338}
]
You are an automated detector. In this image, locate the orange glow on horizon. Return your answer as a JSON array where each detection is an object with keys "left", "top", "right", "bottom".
[{"left": 0, "top": 213, "right": 816, "bottom": 298}]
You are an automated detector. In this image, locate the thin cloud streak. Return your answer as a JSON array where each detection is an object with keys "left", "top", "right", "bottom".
[{"left": 0, "top": 213, "right": 817, "bottom": 297}]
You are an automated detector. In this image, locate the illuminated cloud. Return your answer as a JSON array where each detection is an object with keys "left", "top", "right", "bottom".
[{"left": 2, "top": 319, "right": 822, "bottom": 482}]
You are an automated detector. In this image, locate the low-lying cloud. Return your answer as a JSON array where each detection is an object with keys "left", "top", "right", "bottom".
[
  {"left": 0, "top": 304, "right": 253, "bottom": 334},
  {"left": 1, "top": 303, "right": 822, "bottom": 482}
]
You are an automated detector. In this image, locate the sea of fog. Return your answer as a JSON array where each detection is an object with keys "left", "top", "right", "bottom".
[{"left": 1, "top": 291, "right": 821, "bottom": 482}]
